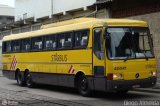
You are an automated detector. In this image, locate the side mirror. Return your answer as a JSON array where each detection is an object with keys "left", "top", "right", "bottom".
[
  {"left": 105, "top": 32, "right": 111, "bottom": 48},
  {"left": 105, "top": 32, "right": 111, "bottom": 39}
]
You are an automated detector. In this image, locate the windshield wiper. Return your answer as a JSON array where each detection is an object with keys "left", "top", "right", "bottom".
[{"left": 124, "top": 56, "right": 130, "bottom": 62}]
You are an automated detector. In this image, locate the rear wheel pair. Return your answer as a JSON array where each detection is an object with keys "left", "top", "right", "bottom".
[
  {"left": 17, "top": 71, "right": 91, "bottom": 96},
  {"left": 16, "top": 71, "right": 34, "bottom": 88}
]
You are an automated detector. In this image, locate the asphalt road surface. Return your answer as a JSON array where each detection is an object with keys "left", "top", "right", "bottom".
[{"left": 0, "top": 75, "right": 160, "bottom": 106}]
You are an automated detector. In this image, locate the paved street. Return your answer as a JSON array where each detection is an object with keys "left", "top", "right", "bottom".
[{"left": 0, "top": 72, "right": 160, "bottom": 106}]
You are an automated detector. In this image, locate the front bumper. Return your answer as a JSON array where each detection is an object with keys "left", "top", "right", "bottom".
[{"left": 106, "top": 77, "right": 157, "bottom": 92}]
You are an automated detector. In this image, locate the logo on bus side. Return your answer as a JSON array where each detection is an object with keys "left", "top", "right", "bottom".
[
  {"left": 51, "top": 53, "right": 68, "bottom": 62},
  {"left": 135, "top": 73, "right": 140, "bottom": 79},
  {"left": 68, "top": 65, "right": 75, "bottom": 74}
]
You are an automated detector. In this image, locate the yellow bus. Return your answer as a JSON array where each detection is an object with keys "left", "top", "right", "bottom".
[{"left": 2, "top": 18, "right": 157, "bottom": 96}]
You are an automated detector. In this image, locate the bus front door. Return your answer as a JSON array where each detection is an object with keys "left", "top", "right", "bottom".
[{"left": 93, "top": 28, "right": 106, "bottom": 91}]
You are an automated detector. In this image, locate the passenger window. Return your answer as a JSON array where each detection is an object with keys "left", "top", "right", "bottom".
[
  {"left": 2, "top": 42, "right": 6, "bottom": 53},
  {"left": 12, "top": 40, "right": 21, "bottom": 52},
  {"left": 6, "top": 42, "right": 11, "bottom": 52},
  {"left": 74, "top": 30, "right": 89, "bottom": 48},
  {"left": 32, "top": 37, "right": 43, "bottom": 51},
  {"left": 58, "top": 32, "right": 73, "bottom": 49},
  {"left": 2, "top": 42, "right": 11, "bottom": 53},
  {"left": 22, "top": 38, "right": 31, "bottom": 51},
  {"left": 44, "top": 35, "right": 56, "bottom": 50}
]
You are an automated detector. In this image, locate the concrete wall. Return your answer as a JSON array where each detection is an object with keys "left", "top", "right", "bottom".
[
  {"left": 15, "top": 0, "right": 96, "bottom": 21},
  {"left": 0, "top": 40, "right": 2, "bottom": 70},
  {"left": 0, "top": 5, "right": 14, "bottom": 16},
  {"left": 11, "top": 7, "right": 110, "bottom": 35},
  {"left": 0, "top": 5, "right": 14, "bottom": 24},
  {"left": 127, "top": 12, "right": 160, "bottom": 73},
  {"left": 53, "top": 0, "right": 96, "bottom": 14}
]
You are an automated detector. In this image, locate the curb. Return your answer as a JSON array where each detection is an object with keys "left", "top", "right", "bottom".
[
  {"left": 133, "top": 79, "right": 160, "bottom": 93},
  {"left": 133, "top": 87, "right": 160, "bottom": 94}
]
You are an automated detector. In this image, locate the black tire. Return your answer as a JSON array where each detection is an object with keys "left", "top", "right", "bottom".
[
  {"left": 16, "top": 71, "right": 25, "bottom": 86},
  {"left": 25, "top": 72, "right": 34, "bottom": 88},
  {"left": 77, "top": 75, "right": 91, "bottom": 97}
]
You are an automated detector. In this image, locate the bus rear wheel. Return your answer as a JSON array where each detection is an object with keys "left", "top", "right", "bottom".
[
  {"left": 25, "top": 72, "right": 34, "bottom": 88},
  {"left": 16, "top": 71, "right": 25, "bottom": 86},
  {"left": 77, "top": 75, "right": 91, "bottom": 97}
]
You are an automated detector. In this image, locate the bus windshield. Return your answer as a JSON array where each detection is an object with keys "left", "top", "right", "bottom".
[{"left": 106, "top": 27, "right": 154, "bottom": 60}]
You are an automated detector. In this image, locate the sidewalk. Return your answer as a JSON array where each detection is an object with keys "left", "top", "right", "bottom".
[
  {"left": 0, "top": 87, "right": 88, "bottom": 106},
  {"left": 133, "top": 78, "right": 160, "bottom": 93},
  {"left": 0, "top": 70, "right": 2, "bottom": 77}
]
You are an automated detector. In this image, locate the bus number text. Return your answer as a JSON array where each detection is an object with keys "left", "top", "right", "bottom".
[{"left": 114, "top": 66, "right": 126, "bottom": 70}]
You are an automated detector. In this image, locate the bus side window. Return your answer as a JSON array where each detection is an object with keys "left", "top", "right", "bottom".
[
  {"left": 11, "top": 40, "right": 21, "bottom": 52},
  {"left": 2, "top": 42, "right": 7, "bottom": 53},
  {"left": 6, "top": 42, "right": 11, "bottom": 52},
  {"left": 22, "top": 38, "right": 31, "bottom": 51},
  {"left": 32, "top": 37, "right": 43, "bottom": 51},
  {"left": 58, "top": 32, "right": 73, "bottom": 49},
  {"left": 74, "top": 30, "right": 89, "bottom": 48},
  {"left": 44, "top": 35, "right": 56, "bottom": 50},
  {"left": 2, "top": 42, "right": 11, "bottom": 53}
]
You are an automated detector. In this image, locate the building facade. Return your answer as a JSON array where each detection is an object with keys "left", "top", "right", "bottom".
[
  {"left": 0, "top": 0, "right": 111, "bottom": 37},
  {"left": 0, "top": 4, "right": 14, "bottom": 69},
  {"left": 15, "top": 0, "right": 97, "bottom": 21},
  {"left": 0, "top": 5, "right": 14, "bottom": 23},
  {"left": 0, "top": 4, "right": 14, "bottom": 39}
]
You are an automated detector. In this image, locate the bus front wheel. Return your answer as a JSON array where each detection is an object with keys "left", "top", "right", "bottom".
[
  {"left": 26, "top": 72, "right": 34, "bottom": 88},
  {"left": 78, "top": 75, "right": 91, "bottom": 97}
]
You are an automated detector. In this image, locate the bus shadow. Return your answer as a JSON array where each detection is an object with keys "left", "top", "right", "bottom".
[
  {"left": 34, "top": 84, "right": 78, "bottom": 95},
  {"left": 29, "top": 84, "right": 155, "bottom": 100},
  {"left": 10, "top": 82, "right": 78, "bottom": 95},
  {"left": 92, "top": 91, "right": 153, "bottom": 101}
]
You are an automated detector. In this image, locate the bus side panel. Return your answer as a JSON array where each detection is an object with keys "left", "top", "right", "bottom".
[
  {"left": 29, "top": 49, "right": 92, "bottom": 87},
  {"left": 2, "top": 54, "right": 16, "bottom": 80},
  {"left": 2, "top": 49, "right": 93, "bottom": 88}
]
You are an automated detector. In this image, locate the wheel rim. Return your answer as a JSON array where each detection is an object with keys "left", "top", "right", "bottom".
[
  {"left": 26, "top": 74, "right": 32, "bottom": 86},
  {"left": 80, "top": 78, "right": 87, "bottom": 91},
  {"left": 17, "top": 74, "right": 22, "bottom": 84}
]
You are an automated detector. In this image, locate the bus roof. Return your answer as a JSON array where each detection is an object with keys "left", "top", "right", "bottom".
[
  {"left": 41, "top": 18, "right": 148, "bottom": 29},
  {"left": 3, "top": 18, "right": 148, "bottom": 41}
]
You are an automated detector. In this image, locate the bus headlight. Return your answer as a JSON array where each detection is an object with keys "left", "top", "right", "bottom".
[
  {"left": 150, "top": 71, "right": 156, "bottom": 76},
  {"left": 113, "top": 73, "right": 123, "bottom": 79}
]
